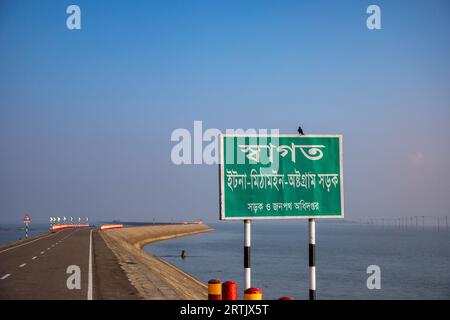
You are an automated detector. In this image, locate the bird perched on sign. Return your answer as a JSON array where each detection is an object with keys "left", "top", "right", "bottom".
[{"left": 297, "top": 126, "right": 304, "bottom": 135}]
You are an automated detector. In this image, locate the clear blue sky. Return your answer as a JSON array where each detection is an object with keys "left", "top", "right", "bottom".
[{"left": 0, "top": 0, "right": 449, "bottom": 223}]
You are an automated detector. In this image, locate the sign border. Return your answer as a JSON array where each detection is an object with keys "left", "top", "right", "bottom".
[{"left": 219, "top": 134, "right": 344, "bottom": 220}]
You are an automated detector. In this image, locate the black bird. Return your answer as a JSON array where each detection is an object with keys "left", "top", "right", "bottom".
[{"left": 297, "top": 126, "right": 304, "bottom": 135}]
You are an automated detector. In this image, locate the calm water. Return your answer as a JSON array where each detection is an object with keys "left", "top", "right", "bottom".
[
  {"left": 145, "top": 221, "right": 450, "bottom": 300},
  {"left": 0, "top": 223, "right": 50, "bottom": 244}
]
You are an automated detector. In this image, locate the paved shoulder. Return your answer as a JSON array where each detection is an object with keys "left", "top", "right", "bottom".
[{"left": 92, "top": 231, "right": 140, "bottom": 300}]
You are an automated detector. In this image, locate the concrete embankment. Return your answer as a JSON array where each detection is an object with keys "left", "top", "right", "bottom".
[{"left": 99, "top": 224, "right": 213, "bottom": 300}]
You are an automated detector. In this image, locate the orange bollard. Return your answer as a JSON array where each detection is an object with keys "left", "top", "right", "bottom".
[
  {"left": 278, "top": 296, "right": 295, "bottom": 300},
  {"left": 222, "top": 281, "right": 238, "bottom": 300},
  {"left": 244, "top": 287, "right": 262, "bottom": 300},
  {"left": 208, "top": 279, "right": 222, "bottom": 300}
]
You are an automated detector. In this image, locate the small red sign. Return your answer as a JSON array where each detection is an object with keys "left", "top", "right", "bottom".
[{"left": 23, "top": 214, "right": 31, "bottom": 223}]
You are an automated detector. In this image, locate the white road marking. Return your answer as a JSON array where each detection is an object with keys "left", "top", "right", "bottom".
[
  {"left": 46, "top": 248, "right": 50, "bottom": 250},
  {"left": 32, "top": 256, "right": 37, "bottom": 260},
  {"left": 0, "top": 231, "right": 61, "bottom": 254},
  {"left": 60, "top": 229, "right": 79, "bottom": 242},
  {"left": 19, "top": 263, "right": 26, "bottom": 268},
  {"left": 87, "top": 229, "right": 93, "bottom": 300},
  {"left": 40, "top": 251, "right": 44, "bottom": 254},
  {"left": 0, "top": 228, "right": 78, "bottom": 257},
  {"left": 1, "top": 274, "right": 11, "bottom": 280}
]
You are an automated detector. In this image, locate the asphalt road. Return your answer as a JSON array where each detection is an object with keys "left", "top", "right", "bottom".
[{"left": 0, "top": 228, "right": 139, "bottom": 300}]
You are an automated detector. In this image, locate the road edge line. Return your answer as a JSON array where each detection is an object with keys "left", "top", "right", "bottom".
[{"left": 87, "top": 229, "right": 93, "bottom": 300}]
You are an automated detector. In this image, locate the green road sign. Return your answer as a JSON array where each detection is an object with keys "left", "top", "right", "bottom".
[{"left": 219, "top": 134, "right": 344, "bottom": 220}]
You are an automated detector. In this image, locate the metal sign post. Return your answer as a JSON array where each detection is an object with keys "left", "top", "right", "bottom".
[
  {"left": 308, "top": 218, "right": 316, "bottom": 300},
  {"left": 23, "top": 214, "right": 31, "bottom": 239},
  {"left": 244, "top": 219, "right": 251, "bottom": 289}
]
